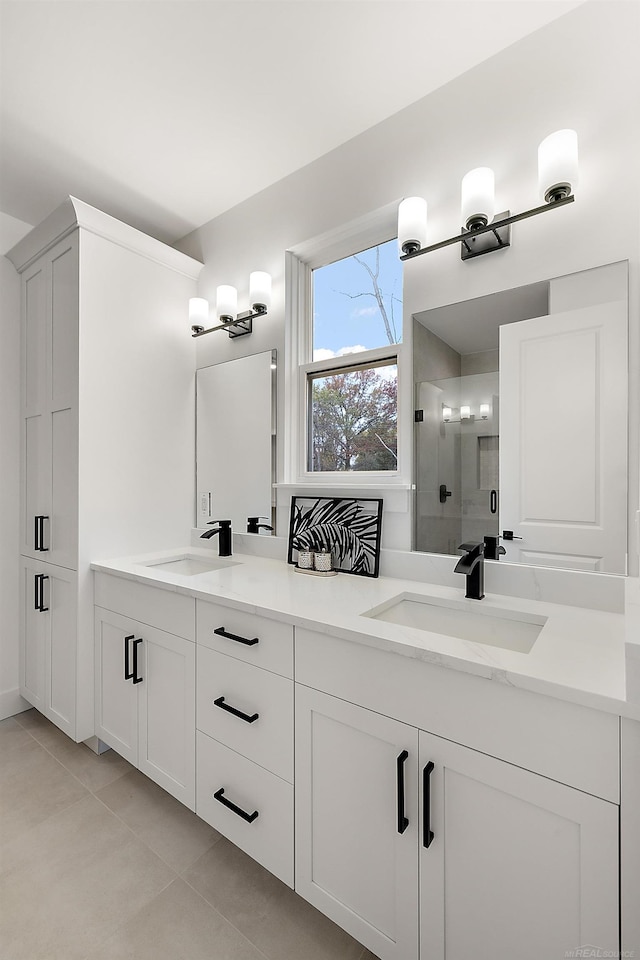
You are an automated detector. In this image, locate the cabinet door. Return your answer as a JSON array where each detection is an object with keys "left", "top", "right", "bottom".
[
  {"left": 138, "top": 626, "right": 196, "bottom": 810},
  {"left": 46, "top": 564, "right": 77, "bottom": 738},
  {"left": 20, "top": 558, "right": 77, "bottom": 738},
  {"left": 94, "top": 608, "right": 138, "bottom": 765},
  {"left": 21, "top": 258, "right": 48, "bottom": 559},
  {"left": 296, "top": 686, "right": 419, "bottom": 960},
  {"left": 419, "top": 731, "right": 619, "bottom": 960},
  {"left": 20, "top": 236, "right": 78, "bottom": 567},
  {"left": 20, "top": 557, "right": 46, "bottom": 711}
]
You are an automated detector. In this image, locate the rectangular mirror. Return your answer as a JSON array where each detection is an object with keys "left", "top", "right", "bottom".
[
  {"left": 413, "top": 261, "right": 629, "bottom": 574},
  {"left": 196, "top": 350, "right": 276, "bottom": 535}
]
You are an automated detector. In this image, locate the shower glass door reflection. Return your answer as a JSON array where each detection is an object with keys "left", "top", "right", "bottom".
[{"left": 415, "top": 372, "right": 499, "bottom": 556}]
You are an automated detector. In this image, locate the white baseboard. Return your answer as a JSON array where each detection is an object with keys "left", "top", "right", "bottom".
[{"left": 0, "top": 688, "right": 31, "bottom": 722}]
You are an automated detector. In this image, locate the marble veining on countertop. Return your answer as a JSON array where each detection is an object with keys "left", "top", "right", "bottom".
[{"left": 91, "top": 547, "right": 635, "bottom": 720}]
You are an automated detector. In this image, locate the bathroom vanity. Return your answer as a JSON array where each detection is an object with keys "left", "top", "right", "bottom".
[{"left": 90, "top": 547, "right": 637, "bottom": 960}]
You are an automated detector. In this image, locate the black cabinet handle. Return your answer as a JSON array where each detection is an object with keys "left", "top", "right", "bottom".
[
  {"left": 124, "top": 634, "right": 143, "bottom": 682},
  {"left": 213, "top": 626, "right": 259, "bottom": 647},
  {"left": 213, "top": 787, "right": 259, "bottom": 823},
  {"left": 490, "top": 489, "right": 498, "bottom": 515},
  {"left": 34, "top": 515, "right": 49, "bottom": 551},
  {"left": 213, "top": 696, "right": 259, "bottom": 724},
  {"left": 397, "top": 749, "right": 409, "bottom": 835},
  {"left": 423, "top": 761, "right": 435, "bottom": 848},
  {"left": 34, "top": 573, "right": 48, "bottom": 612},
  {"left": 132, "top": 638, "right": 143, "bottom": 684},
  {"left": 124, "top": 634, "right": 135, "bottom": 680}
]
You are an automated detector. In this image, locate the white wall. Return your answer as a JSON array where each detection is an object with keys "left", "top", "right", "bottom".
[
  {"left": 0, "top": 212, "right": 32, "bottom": 718},
  {"left": 177, "top": 2, "right": 640, "bottom": 565}
]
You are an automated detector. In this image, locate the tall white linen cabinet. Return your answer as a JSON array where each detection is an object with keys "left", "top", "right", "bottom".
[{"left": 7, "top": 198, "right": 203, "bottom": 742}]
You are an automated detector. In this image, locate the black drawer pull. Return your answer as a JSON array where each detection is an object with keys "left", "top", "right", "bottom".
[
  {"left": 34, "top": 573, "right": 49, "bottom": 612},
  {"left": 423, "top": 761, "right": 435, "bottom": 848},
  {"left": 397, "top": 749, "right": 409, "bottom": 835},
  {"left": 124, "top": 635, "right": 143, "bottom": 683},
  {"left": 213, "top": 626, "right": 259, "bottom": 647},
  {"left": 213, "top": 787, "right": 259, "bottom": 823},
  {"left": 132, "top": 637, "right": 143, "bottom": 684},
  {"left": 124, "top": 634, "right": 135, "bottom": 680},
  {"left": 213, "top": 696, "right": 259, "bottom": 724},
  {"left": 34, "top": 515, "right": 49, "bottom": 552}
]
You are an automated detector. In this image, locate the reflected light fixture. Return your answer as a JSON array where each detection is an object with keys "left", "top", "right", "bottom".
[
  {"left": 480, "top": 403, "right": 490, "bottom": 420},
  {"left": 460, "top": 405, "right": 471, "bottom": 420},
  {"left": 398, "top": 129, "right": 578, "bottom": 262},
  {"left": 190, "top": 272, "right": 272, "bottom": 338}
]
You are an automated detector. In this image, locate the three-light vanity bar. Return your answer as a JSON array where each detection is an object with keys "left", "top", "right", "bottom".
[
  {"left": 190, "top": 271, "right": 272, "bottom": 339},
  {"left": 398, "top": 129, "right": 578, "bottom": 262}
]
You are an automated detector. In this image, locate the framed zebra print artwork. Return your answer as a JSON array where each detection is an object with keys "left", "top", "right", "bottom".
[{"left": 287, "top": 496, "right": 383, "bottom": 578}]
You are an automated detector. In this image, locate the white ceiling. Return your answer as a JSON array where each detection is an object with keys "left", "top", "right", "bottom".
[{"left": 0, "top": 0, "right": 584, "bottom": 244}]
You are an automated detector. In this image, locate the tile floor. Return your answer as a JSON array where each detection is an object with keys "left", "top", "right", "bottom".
[{"left": 0, "top": 709, "right": 378, "bottom": 960}]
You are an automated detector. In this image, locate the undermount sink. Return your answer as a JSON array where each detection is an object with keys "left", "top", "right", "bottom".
[
  {"left": 362, "top": 592, "right": 546, "bottom": 654},
  {"left": 141, "top": 554, "right": 239, "bottom": 576}
]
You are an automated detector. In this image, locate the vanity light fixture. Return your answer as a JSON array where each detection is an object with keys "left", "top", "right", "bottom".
[
  {"left": 398, "top": 129, "right": 578, "bottom": 263},
  {"left": 479, "top": 403, "right": 490, "bottom": 420},
  {"left": 442, "top": 406, "right": 452, "bottom": 422},
  {"left": 460, "top": 405, "right": 471, "bottom": 421},
  {"left": 189, "top": 271, "right": 272, "bottom": 339}
]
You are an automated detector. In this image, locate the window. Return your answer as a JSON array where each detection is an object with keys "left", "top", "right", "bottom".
[{"left": 304, "top": 238, "right": 402, "bottom": 475}]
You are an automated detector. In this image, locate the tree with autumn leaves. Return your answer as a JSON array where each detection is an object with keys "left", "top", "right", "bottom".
[{"left": 310, "top": 366, "right": 397, "bottom": 471}]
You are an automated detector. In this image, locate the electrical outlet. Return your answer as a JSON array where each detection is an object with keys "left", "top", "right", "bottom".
[{"left": 198, "top": 490, "right": 212, "bottom": 523}]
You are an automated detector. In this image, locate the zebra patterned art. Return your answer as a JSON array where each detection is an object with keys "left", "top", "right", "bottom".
[{"left": 287, "top": 496, "right": 383, "bottom": 578}]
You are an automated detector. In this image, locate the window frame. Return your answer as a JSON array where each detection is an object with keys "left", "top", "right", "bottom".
[{"left": 284, "top": 205, "right": 411, "bottom": 489}]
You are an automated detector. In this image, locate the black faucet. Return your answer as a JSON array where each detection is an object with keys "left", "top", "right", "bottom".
[
  {"left": 483, "top": 534, "right": 506, "bottom": 561},
  {"left": 200, "top": 519, "right": 232, "bottom": 556},
  {"left": 247, "top": 516, "right": 273, "bottom": 534},
  {"left": 454, "top": 541, "right": 485, "bottom": 600}
]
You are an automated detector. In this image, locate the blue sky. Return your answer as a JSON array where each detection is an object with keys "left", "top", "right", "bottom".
[{"left": 312, "top": 238, "right": 403, "bottom": 359}]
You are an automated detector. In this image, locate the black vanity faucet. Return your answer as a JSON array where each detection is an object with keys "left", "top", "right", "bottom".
[
  {"left": 483, "top": 534, "right": 506, "bottom": 561},
  {"left": 454, "top": 541, "right": 485, "bottom": 600},
  {"left": 200, "top": 519, "right": 232, "bottom": 556},
  {"left": 247, "top": 516, "right": 273, "bottom": 534}
]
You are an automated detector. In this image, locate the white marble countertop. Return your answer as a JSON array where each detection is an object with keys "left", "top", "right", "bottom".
[{"left": 91, "top": 546, "right": 638, "bottom": 721}]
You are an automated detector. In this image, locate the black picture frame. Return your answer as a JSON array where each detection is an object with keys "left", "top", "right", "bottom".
[{"left": 287, "top": 495, "right": 383, "bottom": 578}]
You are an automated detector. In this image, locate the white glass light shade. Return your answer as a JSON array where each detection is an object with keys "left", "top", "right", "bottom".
[
  {"left": 398, "top": 197, "right": 427, "bottom": 255},
  {"left": 480, "top": 403, "right": 490, "bottom": 419},
  {"left": 442, "top": 406, "right": 452, "bottom": 422},
  {"left": 460, "top": 405, "right": 471, "bottom": 420},
  {"left": 216, "top": 285, "right": 237, "bottom": 321},
  {"left": 189, "top": 297, "right": 209, "bottom": 329},
  {"left": 538, "top": 129, "right": 578, "bottom": 202},
  {"left": 461, "top": 167, "right": 495, "bottom": 230},
  {"left": 249, "top": 271, "right": 272, "bottom": 313}
]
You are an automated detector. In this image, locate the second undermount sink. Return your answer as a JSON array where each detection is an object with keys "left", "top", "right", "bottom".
[
  {"left": 141, "top": 553, "right": 239, "bottom": 576},
  {"left": 362, "top": 593, "right": 547, "bottom": 654}
]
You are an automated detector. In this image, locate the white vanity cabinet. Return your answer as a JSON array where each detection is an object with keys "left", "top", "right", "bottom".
[
  {"left": 8, "top": 198, "right": 201, "bottom": 742},
  {"left": 195, "top": 601, "right": 294, "bottom": 886},
  {"left": 295, "top": 628, "right": 620, "bottom": 960},
  {"left": 94, "top": 575, "right": 196, "bottom": 809},
  {"left": 295, "top": 685, "right": 419, "bottom": 960}
]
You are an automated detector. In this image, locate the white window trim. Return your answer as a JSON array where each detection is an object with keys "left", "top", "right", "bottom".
[{"left": 284, "top": 204, "right": 412, "bottom": 490}]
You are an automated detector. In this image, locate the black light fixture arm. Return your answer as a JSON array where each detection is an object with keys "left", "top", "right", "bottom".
[
  {"left": 400, "top": 194, "right": 575, "bottom": 262},
  {"left": 191, "top": 305, "right": 267, "bottom": 339}
]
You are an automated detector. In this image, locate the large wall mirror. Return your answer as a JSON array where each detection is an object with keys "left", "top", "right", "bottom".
[
  {"left": 196, "top": 350, "right": 277, "bottom": 535},
  {"left": 413, "top": 260, "right": 629, "bottom": 574}
]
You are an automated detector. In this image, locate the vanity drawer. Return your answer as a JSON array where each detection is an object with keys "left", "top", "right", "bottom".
[
  {"left": 95, "top": 573, "right": 195, "bottom": 640},
  {"left": 295, "top": 628, "right": 620, "bottom": 803},
  {"left": 197, "top": 600, "right": 293, "bottom": 678},
  {"left": 196, "top": 646, "right": 293, "bottom": 783},
  {"left": 196, "top": 730, "right": 293, "bottom": 887}
]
